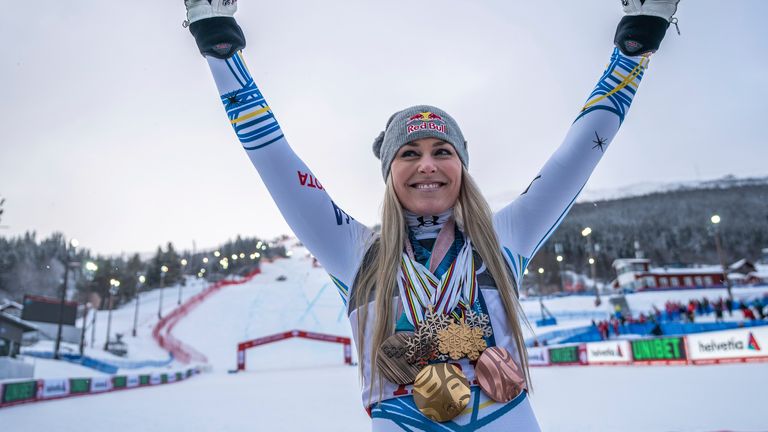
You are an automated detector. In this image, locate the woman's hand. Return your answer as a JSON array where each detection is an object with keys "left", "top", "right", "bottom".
[
  {"left": 615, "top": 0, "right": 681, "bottom": 56},
  {"left": 184, "top": 0, "right": 245, "bottom": 59}
]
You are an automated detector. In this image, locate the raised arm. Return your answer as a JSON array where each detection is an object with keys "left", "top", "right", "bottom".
[
  {"left": 185, "top": 1, "right": 373, "bottom": 305},
  {"left": 494, "top": 0, "right": 680, "bottom": 284}
]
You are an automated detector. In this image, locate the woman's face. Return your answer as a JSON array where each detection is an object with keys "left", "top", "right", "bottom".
[{"left": 390, "top": 138, "right": 462, "bottom": 216}]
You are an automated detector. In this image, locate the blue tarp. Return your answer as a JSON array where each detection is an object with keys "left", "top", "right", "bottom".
[{"left": 22, "top": 351, "right": 174, "bottom": 374}]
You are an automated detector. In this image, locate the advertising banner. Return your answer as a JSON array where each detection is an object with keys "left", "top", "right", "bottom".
[
  {"left": 140, "top": 375, "right": 151, "bottom": 386},
  {"left": 127, "top": 375, "right": 140, "bottom": 388},
  {"left": 686, "top": 327, "right": 768, "bottom": 364},
  {"left": 112, "top": 376, "right": 127, "bottom": 389},
  {"left": 548, "top": 344, "right": 586, "bottom": 365},
  {"left": 40, "top": 379, "right": 69, "bottom": 399},
  {"left": 69, "top": 378, "right": 90, "bottom": 394},
  {"left": 527, "top": 347, "right": 550, "bottom": 366},
  {"left": 586, "top": 340, "right": 632, "bottom": 365},
  {"left": 150, "top": 373, "right": 161, "bottom": 385},
  {"left": 2, "top": 380, "right": 37, "bottom": 404},
  {"left": 90, "top": 377, "right": 112, "bottom": 393},
  {"left": 630, "top": 336, "right": 687, "bottom": 365}
]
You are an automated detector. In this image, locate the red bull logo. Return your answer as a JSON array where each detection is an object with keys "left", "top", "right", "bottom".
[{"left": 406, "top": 111, "right": 447, "bottom": 135}]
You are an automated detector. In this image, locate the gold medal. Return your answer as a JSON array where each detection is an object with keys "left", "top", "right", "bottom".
[
  {"left": 437, "top": 321, "right": 487, "bottom": 361},
  {"left": 377, "top": 332, "right": 421, "bottom": 385},
  {"left": 412, "top": 363, "right": 471, "bottom": 422},
  {"left": 475, "top": 346, "right": 526, "bottom": 403}
]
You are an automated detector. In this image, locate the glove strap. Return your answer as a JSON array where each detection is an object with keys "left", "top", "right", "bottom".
[
  {"left": 189, "top": 17, "right": 246, "bottom": 59},
  {"left": 614, "top": 15, "right": 670, "bottom": 56}
]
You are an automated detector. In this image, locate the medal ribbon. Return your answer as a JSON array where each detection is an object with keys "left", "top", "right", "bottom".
[{"left": 397, "top": 220, "right": 478, "bottom": 327}]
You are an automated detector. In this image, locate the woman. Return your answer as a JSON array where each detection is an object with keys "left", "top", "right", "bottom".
[{"left": 183, "top": 1, "right": 680, "bottom": 430}]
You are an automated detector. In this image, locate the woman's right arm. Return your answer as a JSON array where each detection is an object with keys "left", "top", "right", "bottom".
[{"left": 188, "top": 4, "right": 374, "bottom": 305}]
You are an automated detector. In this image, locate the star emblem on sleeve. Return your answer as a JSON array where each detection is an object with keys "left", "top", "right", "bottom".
[{"left": 592, "top": 131, "right": 608, "bottom": 153}]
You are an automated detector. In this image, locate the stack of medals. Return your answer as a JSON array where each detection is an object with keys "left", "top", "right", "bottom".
[{"left": 376, "top": 229, "right": 526, "bottom": 423}]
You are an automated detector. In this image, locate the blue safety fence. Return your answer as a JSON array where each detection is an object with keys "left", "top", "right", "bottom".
[
  {"left": 530, "top": 320, "right": 768, "bottom": 346},
  {"left": 22, "top": 351, "right": 174, "bottom": 374}
]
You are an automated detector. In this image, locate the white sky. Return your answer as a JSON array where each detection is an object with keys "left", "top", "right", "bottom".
[{"left": 1, "top": 1, "right": 766, "bottom": 256}]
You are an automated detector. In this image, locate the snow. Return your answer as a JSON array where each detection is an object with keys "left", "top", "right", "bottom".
[{"left": 4, "top": 243, "right": 767, "bottom": 431}]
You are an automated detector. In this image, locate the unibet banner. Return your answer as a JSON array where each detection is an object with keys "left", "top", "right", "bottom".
[
  {"left": 2, "top": 380, "right": 37, "bottom": 404},
  {"left": 548, "top": 345, "right": 584, "bottom": 365},
  {"left": 687, "top": 327, "right": 767, "bottom": 363},
  {"left": 527, "top": 347, "right": 550, "bottom": 366},
  {"left": 631, "top": 337, "right": 686, "bottom": 362},
  {"left": 40, "top": 378, "right": 69, "bottom": 399},
  {"left": 586, "top": 340, "right": 632, "bottom": 364},
  {"left": 69, "top": 378, "right": 90, "bottom": 394}
]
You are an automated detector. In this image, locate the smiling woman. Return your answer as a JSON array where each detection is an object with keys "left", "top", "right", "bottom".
[
  {"left": 182, "top": 0, "right": 681, "bottom": 430},
  {"left": 390, "top": 138, "right": 462, "bottom": 216}
]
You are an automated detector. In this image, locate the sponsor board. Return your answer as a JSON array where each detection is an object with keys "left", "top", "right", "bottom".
[
  {"left": 40, "top": 379, "right": 69, "bottom": 399},
  {"left": 90, "top": 377, "right": 112, "bottom": 393},
  {"left": 630, "top": 336, "right": 687, "bottom": 365},
  {"left": 2, "top": 380, "right": 37, "bottom": 404},
  {"left": 150, "top": 373, "right": 162, "bottom": 385},
  {"left": 126, "top": 375, "right": 140, "bottom": 388},
  {"left": 527, "top": 347, "right": 550, "bottom": 366},
  {"left": 687, "top": 327, "right": 768, "bottom": 364},
  {"left": 548, "top": 344, "right": 586, "bottom": 365},
  {"left": 125, "top": 375, "right": 139, "bottom": 388},
  {"left": 69, "top": 378, "right": 90, "bottom": 394},
  {"left": 586, "top": 340, "right": 632, "bottom": 365}
]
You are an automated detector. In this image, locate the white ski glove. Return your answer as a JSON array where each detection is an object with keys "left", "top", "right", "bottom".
[
  {"left": 184, "top": 0, "right": 238, "bottom": 27},
  {"left": 621, "top": 0, "right": 680, "bottom": 23}
]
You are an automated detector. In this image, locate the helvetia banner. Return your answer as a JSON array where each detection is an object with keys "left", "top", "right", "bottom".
[
  {"left": 527, "top": 347, "right": 550, "bottom": 366},
  {"left": 40, "top": 378, "right": 69, "bottom": 399},
  {"left": 687, "top": 327, "right": 767, "bottom": 364},
  {"left": 585, "top": 340, "right": 632, "bottom": 364},
  {"left": 127, "top": 375, "right": 140, "bottom": 388},
  {"left": 90, "top": 377, "right": 112, "bottom": 393}
]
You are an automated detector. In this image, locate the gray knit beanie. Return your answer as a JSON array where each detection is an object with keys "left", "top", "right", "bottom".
[{"left": 372, "top": 105, "right": 468, "bottom": 180}]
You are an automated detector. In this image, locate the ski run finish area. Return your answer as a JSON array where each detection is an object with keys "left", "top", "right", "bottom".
[{"left": 4, "top": 247, "right": 768, "bottom": 431}]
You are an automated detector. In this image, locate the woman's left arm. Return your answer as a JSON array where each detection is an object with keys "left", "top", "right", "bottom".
[{"left": 494, "top": 0, "right": 680, "bottom": 285}]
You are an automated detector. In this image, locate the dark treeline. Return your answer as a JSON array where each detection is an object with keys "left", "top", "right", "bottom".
[
  {"left": 529, "top": 181, "right": 768, "bottom": 293},
  {"left": 0, "top": 233, "right": 286, "bottom": 309}
]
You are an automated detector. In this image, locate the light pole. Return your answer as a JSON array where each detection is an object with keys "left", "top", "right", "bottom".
[
  {"left": 79, "top": 302, "right": 90, "bottom": 356},
  {"left": 54, "top": 238, "right": 79, "bottom": 360},
  {"left": 104, "top": 279, "right": 120, "bottom": 350},
  {"left": 582, "top": 227, "right": 601, "bottom": 306},
  {"left": 132, "top": 274, "right": 146, "bottom": 337},
  {"left": 710, "top": 215, "right": 733, "bottom": 300},
  {"left": 554, "top": 242, "right": 565, "bottom": 293},
  {"left": 177, "top": 259, "right": 187, "bottom": 305},
  {"left": 158, "top": 265, "right": 168, "bottom": 319}
]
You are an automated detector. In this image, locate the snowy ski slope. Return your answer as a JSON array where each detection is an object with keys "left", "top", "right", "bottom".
[{"left": 4, "top": 244, "right": 768, "bottom": 431}]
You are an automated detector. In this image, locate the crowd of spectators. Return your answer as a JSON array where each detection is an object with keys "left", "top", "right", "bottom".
[{"left": 592, "top": 293, "right": 767, "bottom": 340}]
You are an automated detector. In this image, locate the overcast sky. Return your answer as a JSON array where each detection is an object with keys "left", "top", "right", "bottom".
[{"left": 2, "top": 1, "right": 766, "bottom": 256}]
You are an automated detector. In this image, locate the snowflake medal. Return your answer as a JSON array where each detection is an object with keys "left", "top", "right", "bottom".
[
  {"left": 437, "top": 320, "right": 487, "bottom": 361},
  {"left": 465, "top": 310, "right": 493, "bottom": 339},
  {"left": 406, "top": 307, "right": 451, "bottom": 366}
]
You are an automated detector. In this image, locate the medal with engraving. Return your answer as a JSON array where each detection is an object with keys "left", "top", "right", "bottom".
[
  {"left": 376, "top": 332, "right": 421, "bottom": 385},
  {"left": 475, "top": 346, "right": 526, "bottom": 403},
  {"left": 412, "top": 363, "right": 471, "bottom": 422}
]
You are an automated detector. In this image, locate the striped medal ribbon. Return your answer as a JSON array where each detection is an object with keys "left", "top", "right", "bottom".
[{"left": 397, "top": 230, "right": 478, "bottom": 327}]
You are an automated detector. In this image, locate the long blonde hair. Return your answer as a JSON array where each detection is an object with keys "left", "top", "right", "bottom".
[{"left": 354, "top": 167, "right": 532, "bottom": 403}]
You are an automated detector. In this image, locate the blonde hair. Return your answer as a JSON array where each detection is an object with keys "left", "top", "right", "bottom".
[{"left": 354, "top": 167, "right": 531, "bottom": 404}]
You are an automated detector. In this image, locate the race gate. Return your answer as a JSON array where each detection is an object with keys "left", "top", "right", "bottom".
[{"left": 236, "top": 330, "right": 353, "bottom": 371}]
